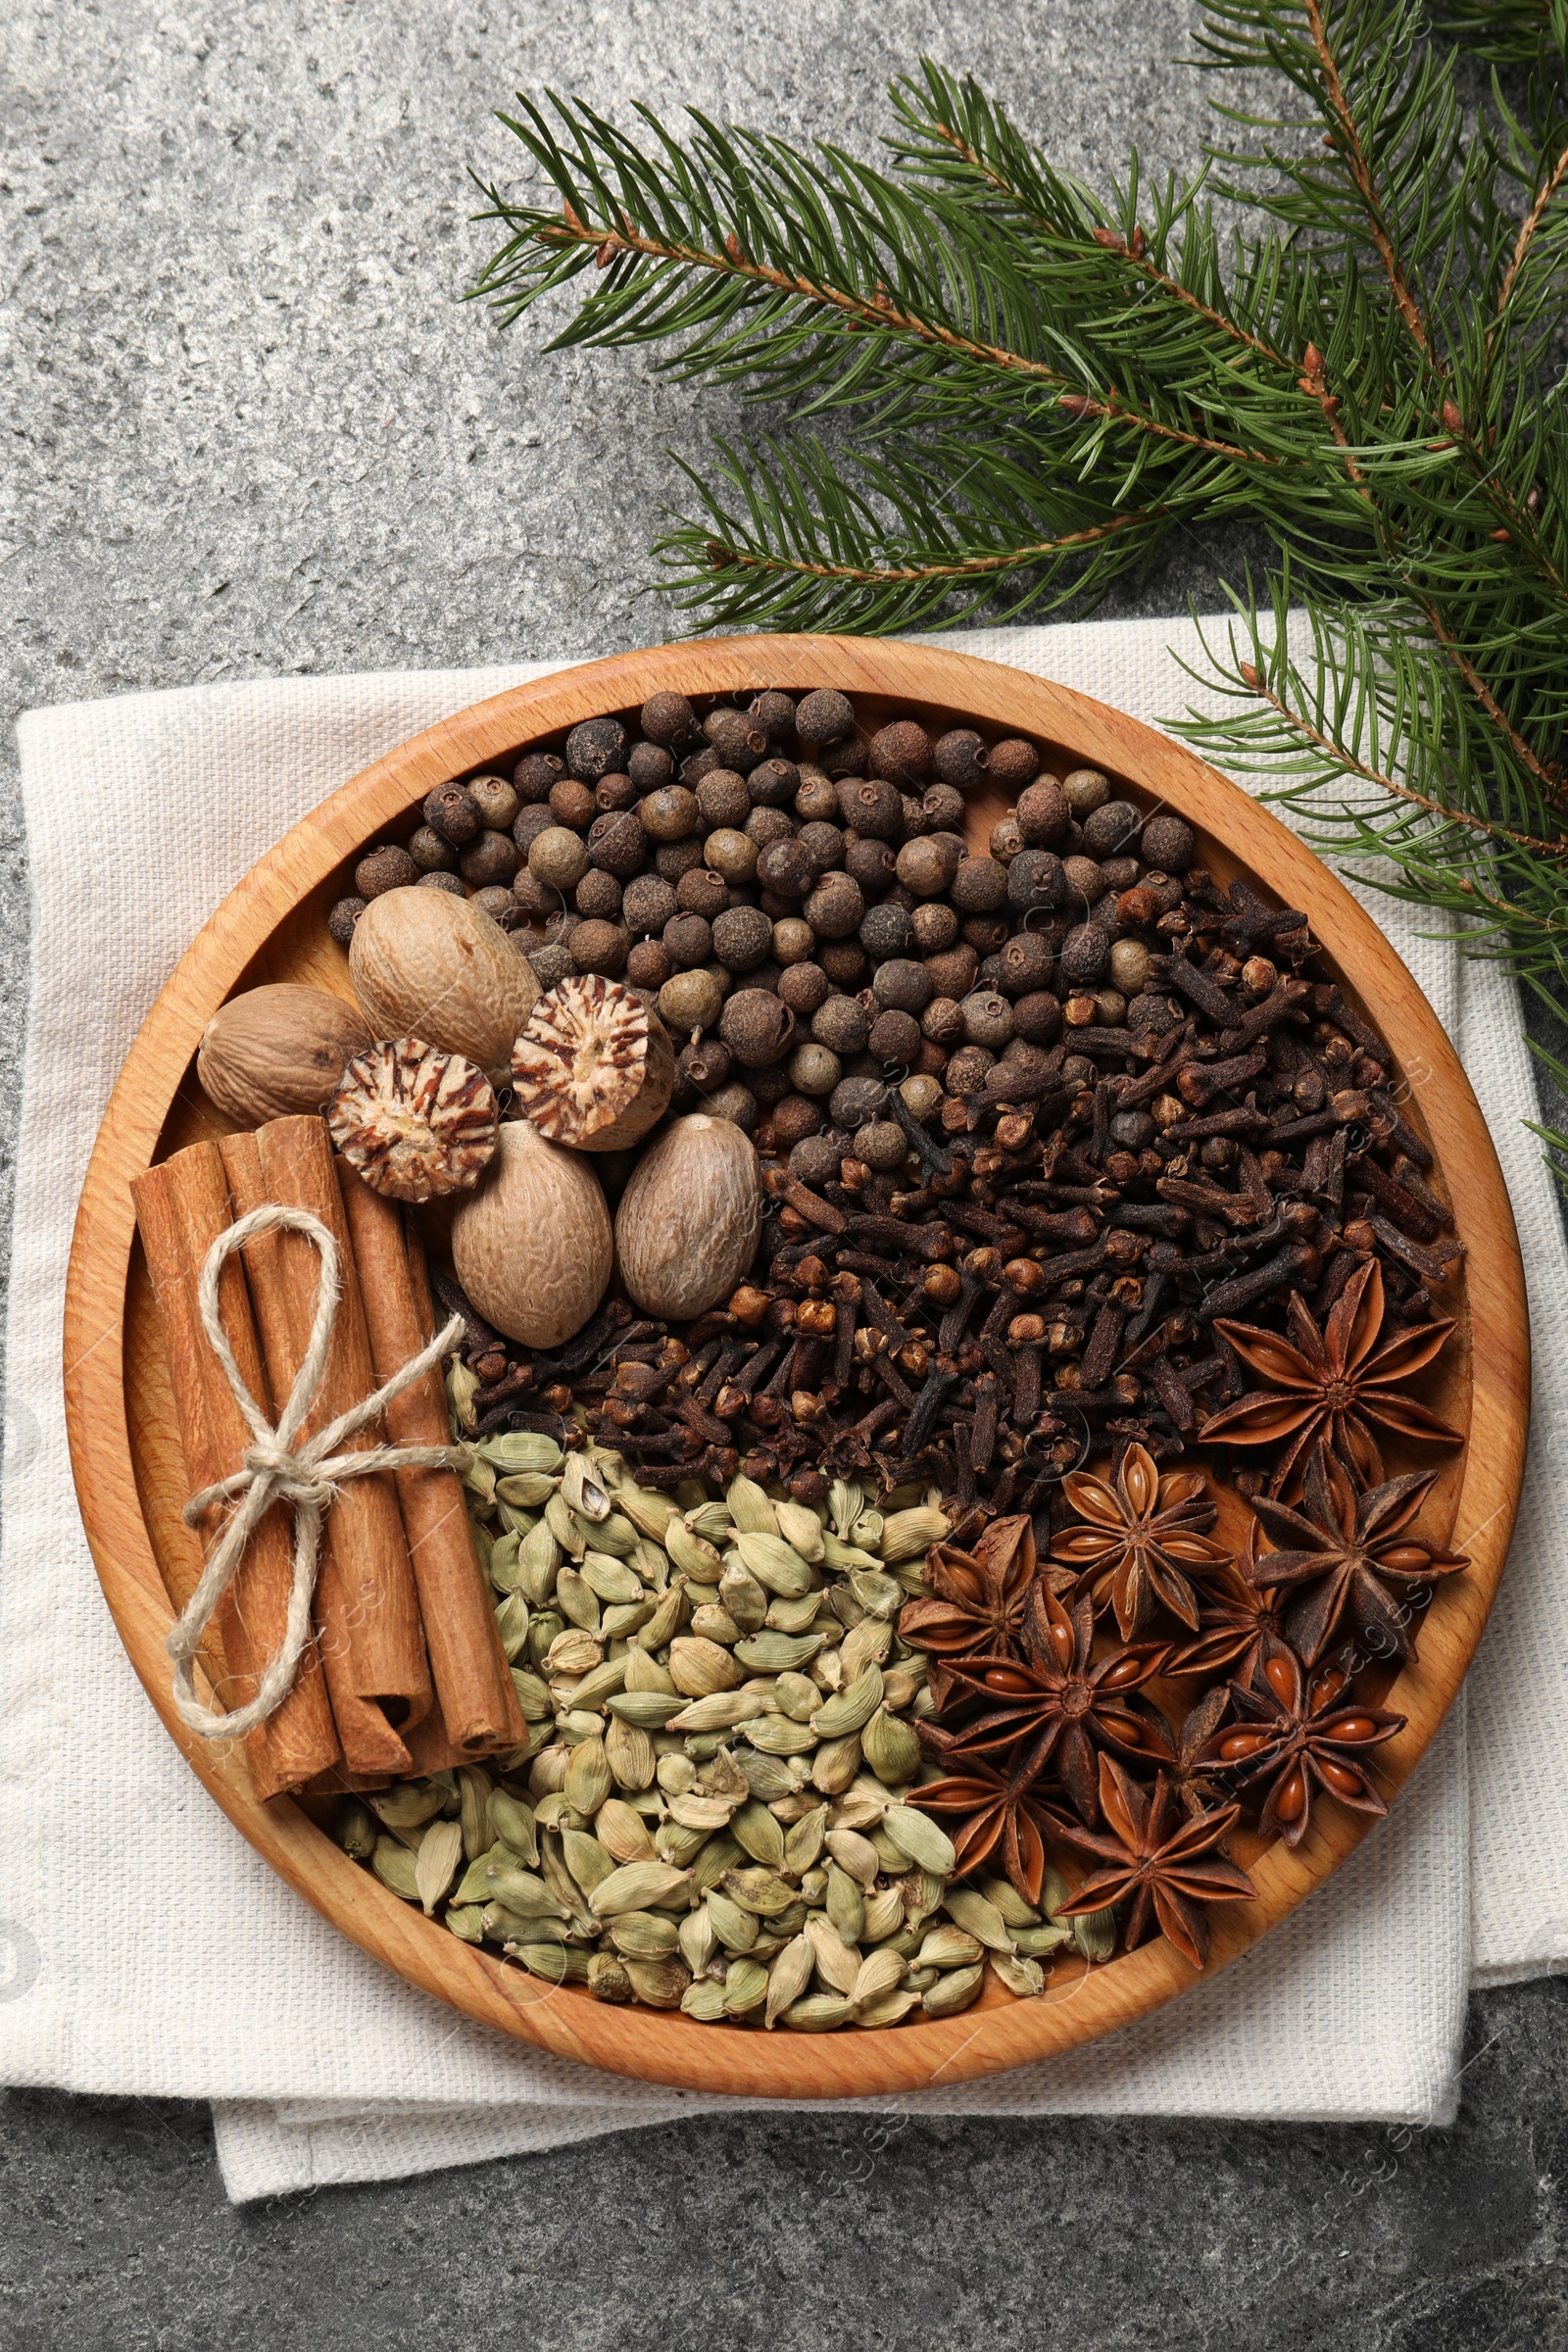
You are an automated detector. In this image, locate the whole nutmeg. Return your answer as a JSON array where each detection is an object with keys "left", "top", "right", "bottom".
[
  {"left": 772, "top": 1093, "right": 823, "bottom": 1149},
  {"left": 932, "top": 729, "right": 989, "bottom": 790},
  {"left": 199, "top": 984, "right": 374, "bottom": 1125},
  {"left": 819, "top": 941, "right": 866, "bottom": 991},
  {"left": 1058, "top": 923, "right": 1111, "bottom": 988},
  {"left": 704, "top": 707, "right": 768, "bottom": 772},
  {"left": 663, "top": 912, "right": 713, "bottom": 970},
  {"left": 868, "top": 1007, "right": 921, "bottom": 1063},
  {"left": 704, "top": 827, "right": 759, "bottom": 885},
  {"left": 945, "top": 1044, "right": 997, "bottom": 1098},
  {"left": 626, "top": 938, "right": 673, "bottom": 990},
  {"left": 512, "top": 752, "right": 564, "bottom": 805},
  {"left": 327, "top": 897, "right": 367, "bottom": 947},
  {"left": 859, "top": 902, "right": 914, "bottom": 963},
  {"left": 452, "top": 1118, "right": 612, "bottom": 1348},
  {"left": 468, "top": 774, "right": 520, "bottom": 832},
  {"left": 961, "top": 990, "right": 1014, "bottom": 1051},
  {"left": 988, "top": 738, "right": 1040, "bottom": 791},
  {"left": 911, "top": 901, "right": 958, "bottom": 955},
  {"left": 811, "top": 994, "right": 869, "bottom": 1054},
  {"left": 712, "top": 904, "right": 773, "bottom": 972},
  {"left": 349, "top": 888, "right": 539, "bottom": 1082},
  {"left": 837, "top": 775, "right": 904, "bottom": 840},
  {"left": 950, "top": 855, "right": 1007, "bottom": 914},
  {"left": 676, "top": 865, "right": 729, "bottom": 920},
  {"left": 641, "top": 784, "right": 701, "bottom": 842},
  {"left": 748, "top": 756, "right": 799, "bottom": 807},
  {"left": 460, "top": 829, "right": 519, "bottom": 888},
  {"left": 1108, "top": 937, "right": 1153, "bottom": 995},
  {"left": 697, "top": 768, "right": 751, "bottom": 829},
  {"left": 1061, "top": 853, "right": 1107, "bottom": 905},
  {"left": 896, "top": 835, "right": 960, "bottom": 899},
  {"left": 790, "top": 1041, "right": 842, "bottom": 1098},
  {"left": 565, "top": 715, "right": 628, "bottom": 782},
  {"left": 794, "top": 688, "right": 857, "bottom": 746},
  {"left": 1007, "top": 850, "right": 1067, "bottom": 913},
  {"left": 513, "top": 974, "right": 674, "bottom": 1152},
  {"left": 1015, "top": 776, "right": 1070, "bottom": 849},
  {"left": 921, "top": 996, "right": 964, "bottom": 1047},
  {"left": 529, "top": 826, "right": 592, "bottom": 894},
  {"left": 641, "top": 691, "right": 697, "bottom": 747},
  {"left": 1063, "top": 767, "right": 1110, "bottom": 818},
  {"left": 845, "top": 836, "right": 898, "bottom": 897},
  {"left": 569, "top": 918, "right": 631, "bottom": 978},
  {"left": 990, "top": 814, "right": 1023, "bottom": 860},
  {"left": 356, "top": 844, "right": 419, "bottom": 899},
  {"left": 424, "top": 781, "right": 483, "bottom": 845},
  {"left": 829, "top": 1073, "right": 888, "bottom": 1130},
  {"left": 628, "top": 740, "right": 674, "bottom": 792},
  {"left": 757, "top": 837, "right": 813, "bottom": 899},
  {"left": 589, "top": 809, "right": 648, "bottom": 880},
  {"left": 772, "top": 916, "right": 815, "bottom": 966},
  {"left": 855, "top": 1119, "right": 906, "bottom": 1171},
  {"left": 871, "top": 957, "right": 933, "bottom": 1014},
  {"left": 794, "top": 769, "right": 842, "bottom": 823},
  {"left": 1141, "top": 811, "right": 1196, "bottom": 872},
  {"left": 779, "top": 959, "right": 831, "bottom": 1016},
  {"left": 659, "top": 968, "right": 724, "bottom": 1036},
  {"left": 410, "top": 825, "right": 458, "bottom": 873},
  {"left": 868, "top": 718, "right": 932, "bottom": 786},
  {"left": 615, "top": 1114, "right": 762, "bottom": 1320},
  {"left": 549, "top": 777, "right": 597, "bottom": 833},
  {"left": 1081, "top": 799, "right": 1144, "bottom": 858},
  {"left": 719, "top": 987, "right": 796, "bottom": 1067},
  {"left": 804, "top": 870, "right": 864, "bottom": 940},
  {"left": 997, "top": 931, "right": 1054, "bottom": 995},
  {"left": 623, "top": 873, "right": 678, "bottom": 934}
]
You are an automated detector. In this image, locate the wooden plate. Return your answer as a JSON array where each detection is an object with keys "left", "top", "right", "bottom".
[{"left": 64, "top": 634, "right": 1528, "bottom": 2098}]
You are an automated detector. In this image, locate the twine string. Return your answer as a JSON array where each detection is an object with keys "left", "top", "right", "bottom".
[{"left": 167, "top": 1201, "right": 467, "bottom": 1741}]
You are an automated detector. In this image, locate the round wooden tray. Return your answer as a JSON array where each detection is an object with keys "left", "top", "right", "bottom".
[{"left": 64, "top": 634, "right": 1529, "bottom": 2097}]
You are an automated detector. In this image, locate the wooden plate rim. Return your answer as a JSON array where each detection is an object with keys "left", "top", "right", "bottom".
[{"left": 63, "top": 633, "right": 1529, "bottom": 2099}]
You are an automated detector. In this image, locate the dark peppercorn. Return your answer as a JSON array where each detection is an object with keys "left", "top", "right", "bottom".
[
  {"left": 548, "top": 778, "right": 597, "bottom": 833},
  {"left": 327, "top": 896, "right": 367, "bottom": 946},
  {"left": 676, "top": 865, "right": 729, "bottom": 920},
  {"left": 720, "top": 988, "right": 796, "bottom": 1067},
  {"left": 805, "top": 871, "right": 864, "bottom": 940},
  {"left": 575, "top": 868, "right": 623, "bottom": 922},
  {"left": 1127, "top": 991, "right": 1182, "bottom": 1038},
  {"left": 641, "top": 692, "right": 697, "bottom": 748},
  {"left": 512, "top": 752, "right": 564, "bottom": 805},
  {"left": 1058, "top": 923, "right": 1111, "bottom": 988},
  {"left": 795, "top": 688, "right": 857, "bottom": 746},
  {"left": 951, "top": 855, "right": 1008, "bottom": 914},
  {"left": 932, "top": 729, "right": 989, "bottom": 790},
  {"left": 663, "top": 912, "right": 713, "bottom": 970},
  {"left": 1016, "top": 776, "right": 1070, "bottom": 849},
  {"left": 628, "top": 741, "right": 674, "bottom": 793},
  {"left": 1081, "top": 800, "right": 1143, "bottom": 858},
  {"left": 356, "top": 845, "right": 419, "bottom": 898},
  {"left": 859, "top": 902, "right": 914, "bottom": 962},
  {"left": 460, "top": 829, "right": 519, "bottom": 888},
  {"left": 869, "top": 1007, "right": 921, "bottom": 1063},
  {"left": 565, "top": 715, "right": 628, "bottom": 782},
  {"left": 409, "top": 825, "right": 458, "bottom": 873},
  {"left": 778, "top": 960, "right": 831, "bottom": 1016},
  {"left": 868, "top": 718, "right": 933, "bottom": 786},
  {"left": 911, "top": 901, "right": 959, "bottom": 955},
  {"left": 419, "top": 871, "right": 467, "bottom": 897},
  {"left": 642, "top": 785, "right": 701, "bottom": 842},
  {"left": 697, "top": 768, "right": 751, "bottom": 829},
  {"left": 622, "top": 873, "right": 678, "bottom": 934},
  {"left": 811, "top": 994, "right": 870, "bottom": 1054},
  {"left": 757, "top": 838, "right": 814, "bottom": 898},
  {"left": 1006, "top": 850, "right": 1067, "bottom": 913},
  {"left": 988, "top": 738, "right": 1041, "bottom": 791},
  {"left": 748, "top": 756, "right": 799, "bottom": 808},
  {"left": 871, "top": 957, "right": 933, "bottom": 1014},
  {"left": 846, "top": 837, "right": 898, "bottom": 897},
  {"left": 626, "top": 938, "right": 673, "bottom": 990},
  {"left": 818, "top": 733, "right": 868, "bottom": 780},
  {"left": 713, "top": 904, "right": 774, "bottom": 972},
  {"left": 838, "top": 775, "right": 904, "bottom": 840},
  {"left": 423, "top": 782, "right": 482, "bottom": 846},
  {"left": 705, "top": 707, "right": 768, "bottom": 772},
  {"left": 1141, "top": 811, "right": 1196, "bottom": 872},
  {"left": 997, "top": 931, "right": 1054, "bottom": 995},
  {"left": 819, "top": 940, "right": 867, "bottom": 990}
]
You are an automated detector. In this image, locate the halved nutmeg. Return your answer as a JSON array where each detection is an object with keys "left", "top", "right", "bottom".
[
  {"left": 510, "top": 974, "right": 675, "bottom": 1153},
  {"left": 327, "top": 1036, "right": 499, "bottom": 1201}
]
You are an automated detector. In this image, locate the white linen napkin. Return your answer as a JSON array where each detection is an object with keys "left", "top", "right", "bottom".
[{"left": 4, "top": 617, "right": 1561, "bottom": 2204}]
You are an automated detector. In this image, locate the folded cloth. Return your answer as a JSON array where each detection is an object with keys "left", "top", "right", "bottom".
[{"left": 2, "top": 616, "right": 1560, "bottom": 2204}]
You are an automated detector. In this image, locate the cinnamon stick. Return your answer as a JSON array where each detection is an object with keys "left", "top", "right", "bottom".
[
  {"left": 337, "top": 1162, "right": 526, "bottom": 1754},
  {"left": 130, "top": 1148, "right": 341, "bottom": 1798},
  {"left": 219, "top": 1122, "right": 430, "bottom": 1774}
]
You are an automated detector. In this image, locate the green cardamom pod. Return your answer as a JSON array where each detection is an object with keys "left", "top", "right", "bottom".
[
  {"left": 333, "top": 1797, "right": 377, "bottom": 1863},
  {"left": 921, "top": 1962, "right": 984, "bottom": 2018},
  {"left": 723, "top": 1955, "right": 770, "bottom": 2014},
  {"left": 725, "top": 1472, "right": 780, "bottom": 1538},
  {"left": 680, "top": 1977, "right": 728, "bottom": 2023},
  {"left": 810, "top": 1664, "right": 884, "bottom": 1741}
]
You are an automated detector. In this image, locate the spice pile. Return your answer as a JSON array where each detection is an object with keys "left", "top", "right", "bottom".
[{"left": 162, "top": 675, "right": 1471, "bottom": 2011}]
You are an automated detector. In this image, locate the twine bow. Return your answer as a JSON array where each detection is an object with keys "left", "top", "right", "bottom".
[{"left": 168, "top": 1202, "right": 467, "bottom": 1741}]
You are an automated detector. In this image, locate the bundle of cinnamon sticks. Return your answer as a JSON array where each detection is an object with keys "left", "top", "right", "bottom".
[{"left": 131, "top": 1114, "right": 523, "bottom": 1799}]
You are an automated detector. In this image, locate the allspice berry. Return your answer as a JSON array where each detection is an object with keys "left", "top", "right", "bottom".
[
  {"left": 704, "top": 827, "right": 759, "bottom": 885},
  {"left": 656, "top": 837, "right": 706, "bottom": 884},
  {"left": 514, "top": 804, "right": 557, "bottom": 858},
  {"left": 896, "top": 835, "right": 960, "bottom": 899},
  {"left": 757, "top": 837, "right": 813, "bottom": 899},
  {"left": 1141, "top": 811, "right": 1196, "bottom": 872},
  {"left": 858, "top": 902, "right": 913, "bottom": 965},
  {"left": 997, "top": 931, "right": 1054, "bottom": 996},
  {"left": 595, "top": 772, "right": 636, "bottom": 813},
  {"left": 641, "top": 691, "right": 697, "bottom": 747},
  {"left": 663, "top": 912, "right": 713, "bottom": 970},
  {"left": 868, "top": 1007, "right": 921, "bottom": 1063},
  {"left": 1006, "top": 850, "right": 1066, "bottom": 912},
  {"left": 720, "top": 987, "right": 796, "bottom": 1067},
  {"left": 1082, "top": 800, "right": 1143, "bottom": 858},
  {"left": 794, "top": 688, "right": 856, "bottom": 745},
  {"left": 582, "top": 809, "right": 644, "bottom": 882},
  {"left": 623, "top": 873, "right": 678, "bottom": 935},
  {"left": 797, "top": 820, "right": 845, "bottom": 874},
  {"left": 819, "top": 940, "right": 866, "bottom": 990},
  {"left": 1061, "top": 853, "right": 1106, "bottom": 904},
  {"left": 778, "top": 959, "right": 831, "bottom": 1016},
  {"left": 921, "top": 997, "right": 964, "bottom": 1047},
  {"left": 469, "top": 774, "right": 520, "bottom": 831},
  {"left": 748, "top": 756, "right": 799, "bottom": 807},
  {"left": 932, "top": 729, "right": 989, "bottom": 790},
  {"left": 642, "top": 785, "right": 701, "bottom": 842},
  {"left": 704, "top": 707, "right": 768, "bottom": 772},
  {"left": 988, "top": 738, "right": 1041, "bottom": 791},
  {"left": 530, "top": 826, "right": 592, "bottom": 894},
  {"left": 990, "top": 814, "right": 1023, "bottom": 860},
  {"left": 659, "top": 967, "right": 723, "bottom": 1035},
  {"left": 460, "top": 829, "right": 519, "bottom": 888},
  {"left": 549, "top": 777, "right": 597, "bottom": 833},
  {"left": 804, "top": 871, "right": 864, "bottom": 940},
  {"left": 513, "top": 752, "right": 565, "bottom": 804},
  {"left": 871, "top": 957, "right": 933, "bottom": 1014},
  {"left": 697, "top": 768, "right": 751, "bottom": 829},
  {"left": 744, "top": 805, "right": 794, "bottom": 852},
  {"left": 712, "top": 905, "right": 773, "bottom": 972},
  {"left": 575, "top": 868, "right": 623, "bottom": 922},
  {"left": 830, "top": 1073, "right": 888, "bottom": 1130},
  {"left": 794, "top": 769, "right": 842, "bottom": 823},
  {"left": 789, "top": 1042, "right": 842, "bottom": 1098},
  {"left": 750, "top": 689, "right": 797, "bottom": 738},
  {"left": 565, "top": 715, "right": 628, "bottom": 781},
  {"left": 1109, "top": 937, "right": 1153, "bottom": 994},
  {"left": 901, "top": 1072, "right": 944, "bottom": 1120},
  {"left": 961, "top": 990, "right": 1013, "bottom": 1051},
  {"left": 846, "top": 836, "right": 897, "bottom": 896},
  {"left": 811, "top": 994, "right": 869, "bottom": 1054},
  {"left": 629, "top": 740, "right": 674, "bottom": 791},
  {"left": 950, "top": 855, "right": 1007, "bottom": 914},
  {"left": 837, "top": 775, "right": 904, "bottom": 840},
  {"left": 1016, "top": 776, "right": 1070, "bottom": 848},
  {"left": 1062, "top": 766, "right": 1110, "bottom": 817},
  {"left": 569, "top": 919, "right": 630, "bottom": 978},
  {"left": 921, "top": 782, "right": 965, "bottom": 834},
  {"left": 855, "top": 1120, "right": 906, "bottom": 1171},
  {"left": 817, "top": 733, "right": 867, "bottom": 780},
  {"left": 424, "top": 781, "right": 482, "bottom": 844},
  {"left": 1058, "top": 923, "right": 1111, "bottom": 988},
  {"left": 410, "top": 825, "right": 458, "bottom": 873},
  {"left": 945, "top": 1044, "right": 996, "bottom": 1097},
  {"left": 356, "top": 844, "right": 419, "bottom": 898},
  {"left": 911, "top": 901, "right": 958, "bottom": 955},
  {"left": 868, "top": 718, "right": 932, "bottom": 785},
  {"left": 923, "top": 943, "right": 978, "bottom": 1000},
  {"left": 771, "top": 1093, "right": 823, "bottom": 1148},
  {"left": 627, "top": 938, "right": 673, "bottom": 990},
  {"left": 327, "top": 897, "right": 367, "bottom": 946}
]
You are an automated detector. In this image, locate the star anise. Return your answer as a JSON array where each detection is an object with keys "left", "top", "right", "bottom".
[
  {"left": 910, "top": 1730, "right": 1069, "bottom": 1906},
  {"left": 1168, "top": 1544, "right": 1288, "bottom": 1687},
  {"left": 1124, "top": 1685, "right": 1232, "bottom": 1818},
  {"left": 1050, "top": 1441, "right": 1232, "bottom": 1637},
  {"left": 1198, "top": 1635, "right": 1405, "bottom": 1847},
  {"left": 1053, "top": 1754, "right": 1256, "bottom": 1969},
  {"left": 898, "top": 1512, "right": 1044, "bottom": 1705},
  {"left": 1198, "top": 1257, "right": 1461, "bottom": 1491},
  {"left": 1250, "top": 1442, "right": 1469, "bottom": 1665},
  {"left": 938, "top": 1584, "right": 1168, "bottom": 1824}
]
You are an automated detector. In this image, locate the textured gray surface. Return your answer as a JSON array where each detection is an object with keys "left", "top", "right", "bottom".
[{"left": 2, "top": 2, "right": 1564, "bottom": 2342}]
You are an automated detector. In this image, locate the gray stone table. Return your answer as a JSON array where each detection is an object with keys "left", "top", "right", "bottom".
[{"left": 2, "top": 4, "right": 1564, "bottom": 2343}]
